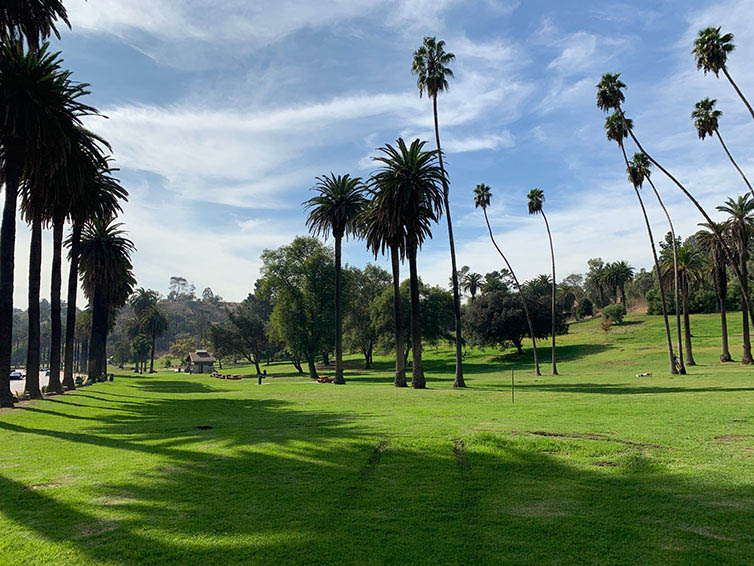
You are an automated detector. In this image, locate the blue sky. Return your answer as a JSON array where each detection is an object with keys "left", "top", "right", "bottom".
[{"left": 13, "top": 0, "right": 754, "bottom": 305}]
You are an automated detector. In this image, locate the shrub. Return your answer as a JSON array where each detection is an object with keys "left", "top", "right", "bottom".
[
  {"left": 576, "top": 298, "right": 593, "bottom": 319},
  {"left": 602, "top": 303, "right": 626, "bottom": 324},
  {"left": 162, "top": 358, "right": 173, "bottom": 369}
]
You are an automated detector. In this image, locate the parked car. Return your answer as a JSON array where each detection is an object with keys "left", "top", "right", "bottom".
[{"left": 9, "top": 371, "right": 23, "bottom": 380}]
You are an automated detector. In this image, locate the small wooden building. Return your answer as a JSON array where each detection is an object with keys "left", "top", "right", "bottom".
[{"left": 185, "top": 350, "right": 217, "bottom": 374}]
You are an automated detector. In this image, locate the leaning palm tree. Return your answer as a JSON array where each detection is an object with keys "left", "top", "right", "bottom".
[
  {"left": 139, "top": 304, "right": 169, "bottom": 373},
  {"left": 411, "top": 36, "right": 465, "bottom": 388},
  {"left": 604, "top": 111, "right": 678, "bottom": 374},
  {"left": 362, "top": 200, "right": 408, "bottom": 387},
  {"left": 629, "top": 152, "right": 685, "bottom": 373},
  {"left": 304, "top": 173, "right": 367, "bottom": 385},
  {"left": 692, "top": 27, "right": 754, "bottom": 121},
  {"left": 692, "top": 97, "right": 753, "bottom": 199},
  {"left": 462, "top": 272, "right": 484, "bottom": 301},
  {"left": 0, "top": 0, "right": 69, "bottom": 47},
  {"left": 0, "top": 42, "right": 96, "bottom": 407},
  {"left": 78, "top": 219, "right": 136, "bottom": 382},
  {"left": 527, "top": 188, "right": 558, "bottom": 375},
  {"left": 596, "top": 72, "right": 754, "bottom": 343},
  {"left": 474, "top": 183, "right": 541, "bottom": 376},
  {"left": 371, "top": 138, "right": 445, "bottom": 389},
  {"left": 63, "top": 162, "right": 126, "bottom": 390},
  {"left": 717, "top": 195, "right": 754, "bottom": 364},
  {"left": 697, "top": 222, "right": 733, "bottom": 362}
]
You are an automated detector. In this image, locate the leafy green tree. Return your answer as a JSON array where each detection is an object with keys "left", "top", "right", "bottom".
[
  {"left": 304, "top": 173, "right": 366, "bottom": 384},
  {"left": 411, "top": 36, "right": 465, "bottom": 388},
  {"left": 602, "top": 304, "right": 626, "bottom": 324},
  {"left": 576, "top": 298, "right": 594, "bottom": 319},
  {"left": 370, "top": 139, "right": 445, "bottom": 389},
  {"left": 131, "top": 334, "right": 151, "bottom": 374},
  {"left": 474, "top": 183, "right": 540, "bottom": 375},
  {"left": 692, "top": 27, "right": 754, "bottom": 121},
  {"left": 261, "top": 237, "right": 335, "bottom": 380},
  {"left": 696, "top": 223, "right": 733, "bottom": 362},
  {"left": 527, "top": 188, "right": 558, "bottom": 375},
  {"left": 344, "top": 264, "right": 391, "bottom": 369},
  {"left": 585, "top": 258, "right": 608, "bottom": 307},
  {"left": 226, "top": 293, "right": 272, "bottom": 374},
  {"left": 691, "top": 97, "right": 753, "bottom": 199},
  {"left": 602, "top": 107, "right": 677, "bottom": 374},
  {"left": 717, "top": 195, "right": 754, "bottom": 364}
]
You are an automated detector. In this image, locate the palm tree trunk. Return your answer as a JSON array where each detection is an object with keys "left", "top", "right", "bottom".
[
  {"left": 87, "top": 284, "right": 108, "bottom": 382},
  {"left": 723, "top": 66, "right": 754, "bottom": 121},
  {"left": 391, "top": 245, "right": 407, "bottom": 387},
  {"left": 619, "top": 143, "right": 677, "bottom": 374},
  {"left": 408, "top": 240, "right": 425, "bottom": 389},
  {"left": 719, "top": 268, "right": 732, "bottom": 362},
  {"left": 63, "top": 223, "right": 81, "bottom": 390},
  {"left": 542, "top": 212, "right": 558, "bottom": 375},
  {"left": 0, "top": 156, "right": 20, "bottom": 407},
  {"left": 740, "top": 243, "right": 753, "bottom": 364},
  {"left": 48, "top": 218, "right": 65, "bottom": 393},
  {"left": 621, "top": 111, "right": 754, "bottom": 334},
  {"left": 432, "top": 96, "right": 465, "bottom": 388},
  {"left": 715, "top": 128, "right": 754, "bottom": 199},
  {"left": 333, "top": 235, "right": 345, "bottom": 384},
  {"left": 646, "top": 177, "right": 685, "bottom": 374},
  {"left": 482, "top": 208, "right": 540, "bottom": 375},
  {"left": 25, "top": 219, "right": 43, "bottom": 399},
  {"left": 149, "top": 334, "right": 156, "bottom": 373},
  {"left": 682, "top": 275, "right": 695, "bottom": 366}
]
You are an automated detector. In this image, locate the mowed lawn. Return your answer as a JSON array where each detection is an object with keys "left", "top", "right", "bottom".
[{"left": 1, "top": 313, "right": 754, "bottom": 565}]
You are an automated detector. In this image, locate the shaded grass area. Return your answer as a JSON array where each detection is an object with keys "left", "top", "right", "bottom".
[{"left": 1, "top": 312, "right": 754, "bottom": 564}]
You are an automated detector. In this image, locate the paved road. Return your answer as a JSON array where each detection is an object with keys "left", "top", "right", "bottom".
[{"left": 10, "top": 372, "right": 59, "bottom": 396}]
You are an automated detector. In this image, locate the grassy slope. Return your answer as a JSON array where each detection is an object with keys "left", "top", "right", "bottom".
[{"left": 1, "top": 312, "right": 753, "bottom": 565}]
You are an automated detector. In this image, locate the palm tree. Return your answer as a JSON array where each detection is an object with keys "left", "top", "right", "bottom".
[
  {"left": 462, "top": 272, "right": 484, "bottom": 301},
  {"left": 371, "top": 138, "right": 445, "bottom": 389},
  {"left": 78, "top": 219, "right": 136, "bottom": 381},
  {"left": 603, "top": 110, "right": 678, "bottom": 374},
  {"left": 612, "top": 260, "right": 634, "bottom": 307},
  {"left": 130, "top": 288, "right": 159, "bottom": 316},
  {"left": 63, "top": 162, "right": 126, "bottom": 390},
  {"left": 363, "top": 200, "right": 408, "bottom": 387},
  {"left": 692, "top": 98, "right": 753, "bottom": 199},
  {"left": 717, "top": 195, "right": 754, "bottom": 364},
  {"left": 629, "top": 152, "right": 685, "bottom": 373},
  {"left": 527, "top": 188, "right": 558, "bottom": 375},
  {"left": 304, "top": 173, "right": 367, "bottom": 385},
  {"left": 661, "top": 244, "right": 704, "bottom": 366},
  {"left": 596, "top": 72, "right": 754, "bottom": 352},
  {"left": 692, "top": 27, "right": 754, "bottom": 121},
  {"left": 0, "top": 43, "right": 96, "bottom": 407},
  {"left": 138, "top": 304, "right": 169, "bottom": 373},
  {"left": 0, "top": 0, "right": 69, "bottom": 47},
  {"left": 697, "top": 223, "right": 733, "bottom": 362},
  {"left": 474, "top": 183, "right": 541, "bottom": 376},
  {"left": 412, "top": 36, "right": 465, "bottom": 388}
]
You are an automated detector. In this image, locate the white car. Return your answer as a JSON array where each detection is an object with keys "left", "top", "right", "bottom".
[{"left": 9, "top": 371, "right": 23, "bottom": 380}]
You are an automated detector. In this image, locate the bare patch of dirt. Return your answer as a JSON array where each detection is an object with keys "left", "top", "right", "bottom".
[
  {"left": 24, "top": 482, "right": 61, "bottom": 490},
  {"left": 516, "top": 430, "right": 664, "bottom": 449},
  {"left": 75, "top": 521, "right": 119, "bottom": 539},
  {"left": 732, "top": 419, "right": 749, "bottom": 423},
  {"left": 715, "top": 434, "right": 754, "bottom": 444},
  {"left": 593, "top": 460, "right": 618, "bottom": 467}
]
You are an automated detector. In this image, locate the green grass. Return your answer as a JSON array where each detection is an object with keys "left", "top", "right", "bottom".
[{"left": 1, "top": 312, "right": 754, "bottom": 565}]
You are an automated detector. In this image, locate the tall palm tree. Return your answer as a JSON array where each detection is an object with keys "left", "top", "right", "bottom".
[
  {"left": 63, "top": 163, "right": 126, "bottom": 390},
  {"left": 363, "top": 200, "right": 408, "bottom": 387},
  {"left": 692, "top": 98, "right": 753, "bottom": 199},
  {"left": 474, "top": 183, "right": 541, "bottom": 376},
  {"left": 603, "top": 111, "right": 678, "bottom": 374},
  {"left": 629, "top": 152, "right": 685, "bottom": 373},
  {"left": 0, "top": 0, "right": 69, "bottom": 47},
  {"left": 462, "top": 272, "right": 484, "bottom": 301},
  {"left": 411, "top": 36, "right": 465, "bottom": 389},
  {"left": 78, "top": 219, "right": 136, "bottom": 382},
  {"left": 717, "top": 195, "right": 754, "bottom": 364},
  {"left": 371, "top": 138, "right": 445, "bottom": 389},
  {"left": 596, "top": 72, "right": 754, "bottom": 346},
  {"left": 0, "top": 43, "right": 96, "bottom": 407},
  {"left": 138, "top": 304, "right": 168, "bottom": 373},
  {"left": 527, "top": 188, "right": 558, "bottom": 375},
  {"left": 304, "top": 173, "right": 367, "bottom": 385},
  {"left": 692, "top": 27, "right": 754, "bottom": 121},
  {"left": 611, "top": 260, "right": 634, "bottom": 307},
  {"left": 697, "top": 223, "right": 733, "bottom": 362},
  {"left": 661, "top": 244, "right": 704, "bottom": 366}
]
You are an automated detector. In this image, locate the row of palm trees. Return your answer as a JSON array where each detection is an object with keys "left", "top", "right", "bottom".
[
  {"left": 597, "top": 26, "right": 754, "bottom": 373},
  {"left": 1, "top": 3, "right": 136, "bottom": 407}
]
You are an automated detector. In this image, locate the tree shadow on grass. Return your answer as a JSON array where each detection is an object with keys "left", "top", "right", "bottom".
[
  {"left": 515, "top": 381, "right": 754, "bottom": 396},
  {"left": 1, "top": 401, "right": 752, "bottom": 565},
  {"left": 132, "top": 380, "right": 231, "bottom": 394}
]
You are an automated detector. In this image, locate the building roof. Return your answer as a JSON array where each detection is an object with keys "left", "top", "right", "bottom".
[{"left": 187, "top": 350, "right": 217, "bottom": 363}]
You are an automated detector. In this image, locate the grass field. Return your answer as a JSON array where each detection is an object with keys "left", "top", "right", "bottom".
[{"left": 1, "top": 312, "right": 753, "bottom": 565}]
